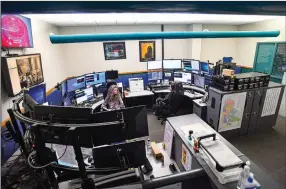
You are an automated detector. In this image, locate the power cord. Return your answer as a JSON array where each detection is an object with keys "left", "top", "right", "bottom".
[{"left": 27, "top": 145, "right": 68, "bottom": 169}]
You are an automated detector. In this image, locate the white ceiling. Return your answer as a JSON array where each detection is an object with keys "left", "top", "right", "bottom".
[{"left": 23, "top": 13, "right": 278, "bottom": 26}]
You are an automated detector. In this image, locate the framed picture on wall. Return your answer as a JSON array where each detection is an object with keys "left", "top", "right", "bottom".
[
  {"left": 139, "top": 41, "right": 155, "bottom": 62},
  {"left": 103, "top": 42, "right": 126, "bottom": 60}
]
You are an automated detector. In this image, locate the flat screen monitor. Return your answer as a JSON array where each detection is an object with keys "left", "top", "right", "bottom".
[
  {"left": 26, "top": 83, "right": 46, "bottom": 104},
  {"left": 86, "top": 72, "right": 106, "bottom": 86},
  {"left": 148, "top": 71, "right": 163, "bottom": 81},
  {"left": 163, "top": 59, "right": 182, "bottom": 69},
  {"left": 182, "top": 72, "right": 192, "bottom": 83},
  {"left": 174, "top": 72, "right": 192, "bottom": 83},
  {"left": 1, "top": 15, "right": 33, "bottom": 48},
  {"left": 61, "top": 81, "right": 67, "bottom": 98},
  {"left": 200, "top": 62, "right": 209, "bottom": 73},
  {"left": 147, "top": 60, "right": 162, "bottom": 70},
  {"left": 164, "top": 71, "right": 174, "bottom": 81},
  {"left": 194, "top": 74, "right": 205, "bottom": 88},
  {"left": 191, "top": 60, "right": 200, "bottom": 71},
  {"left": 106, "top": 70, "right": 118, "bottom": 80},
  {"left": 92, "top": 140, "right": 146, "bottom": 168},
  {"left": 67, "top": 76, "right": 85, "bottom": 93},
  {"left": 1, "top": 54, "right": 44, "bottom": 97},
  {"left": 83, "top": 87, "right": 94, "bottom": 100},
  {"left": 76, "top": 95, "right": 87, "bottom": 104}
]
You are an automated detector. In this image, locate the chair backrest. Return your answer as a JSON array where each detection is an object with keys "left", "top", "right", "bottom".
[{"left": 169, "top": 92, "right": 185, "bottom": 114}]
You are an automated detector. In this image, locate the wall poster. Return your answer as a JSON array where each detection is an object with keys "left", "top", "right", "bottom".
[
  {"left": 139, "top": 41, "right": 155, "bottom": 62},
  {"left": 219, "top": 92, "right": 247, "bottom": 132},
  {"left": 103, "top": 42, "right": 126, "bottom": 60}
]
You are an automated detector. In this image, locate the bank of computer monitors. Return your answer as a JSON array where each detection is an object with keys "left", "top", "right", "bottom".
[
  {"left": 163, "top": 59, "right": 182, "bottom": 69},
  {"left": 174, "top": 72, "right": 192, "bottom": 84}
]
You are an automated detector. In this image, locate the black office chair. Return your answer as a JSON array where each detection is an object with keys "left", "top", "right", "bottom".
[{"left": 155, "top": 82, "right": 185, "bottom": 124}]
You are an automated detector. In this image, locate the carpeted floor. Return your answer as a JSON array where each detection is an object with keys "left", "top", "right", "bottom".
[{"left": 146, "top": 112, "right": 286, "bottom": 187}]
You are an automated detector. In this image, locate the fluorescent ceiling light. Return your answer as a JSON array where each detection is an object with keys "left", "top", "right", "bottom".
[{"left": 23, "top": 13, "right": 280, "bottom": 26}]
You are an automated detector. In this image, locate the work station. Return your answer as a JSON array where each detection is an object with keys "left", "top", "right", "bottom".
[{"left": 1, "top": 2, "right": 286, "bottom": 189}]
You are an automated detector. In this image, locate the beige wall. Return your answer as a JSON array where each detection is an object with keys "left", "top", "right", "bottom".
[
  {"left": 236, "top": 17, "right": 286, "bottom": 67},
  {"left": 1, "top": 18, "right": 67, "bottom": 122},
  {"left": 58, "top": 24, "right": 193, "bottom": 77},
  {"left": 200, "top": 24, "right": 238, "bottom": 64},
  {"left": 164, "top": 25, "right": 190, "bottom": 59}
]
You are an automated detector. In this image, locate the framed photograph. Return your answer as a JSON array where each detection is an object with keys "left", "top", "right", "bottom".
[
  {"left": 139, "top": 41, "right": 155, "bottom": 62},
  {"left": 103, "top": 42, "right": 126, "bottom": 60}
]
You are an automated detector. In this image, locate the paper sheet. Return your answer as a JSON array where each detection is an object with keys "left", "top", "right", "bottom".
[
  {"left": 181, "top": 144, "right": 192, "bottom": 171},
  {"left": 163, "top": 122, "right": 174, "bottom": 157},
  {"left": 201, "top": 140, "right": 242, "bottom": 167},
  {"left": 180, "top": 123, "right": 217, "bottom": 142},
  {"left": 261, "top": 88, "right": 281, "bottom": 117},
  {"left": 219, "top": 92, "right": 247, "bottom": 132}
]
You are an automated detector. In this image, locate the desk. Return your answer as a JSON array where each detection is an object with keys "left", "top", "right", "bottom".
[
  {"left": 167, "top": 114, "right": 282, "bottom": 189},
  {"left": 193, "top": 99, "right": 208, "bottom": 121},
  {"left": 152, "top": 89, "right": 171, "bottom": 94},
  {"left": 184, "top": 92, "right": 204, "bottom": 99},
  {"left": 183, "top": 85, "right": 206, "bottom": 94},
  {"left": 124, "top": 90, "right": 154, "bottom": 108}
]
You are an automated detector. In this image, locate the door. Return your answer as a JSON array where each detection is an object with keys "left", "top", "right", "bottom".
[
  {"left": 253, "top": 43, "right": 276, "bottom": 74},
  {"left": 240, "top": 91, "right": 255, "bottom": 135}
]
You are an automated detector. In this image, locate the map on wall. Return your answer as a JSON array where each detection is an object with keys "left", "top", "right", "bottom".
[{"left": 219, "top": 92, "right": 247, "bottom": 132}]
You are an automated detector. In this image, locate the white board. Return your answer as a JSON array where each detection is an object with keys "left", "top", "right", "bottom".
[
  {"left": 163, "top": 122, "right": 174, "bottom": 157},
  {"left": 261, "top": 88, "right": 281, "bottom": 117},
  {"left": 219, "top": 92, "right": 247, "bottom": 132}
]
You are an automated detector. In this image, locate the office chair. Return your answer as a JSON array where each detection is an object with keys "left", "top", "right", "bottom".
[{"left": 156, "top": 83, "right": 185, "bottom": 125}]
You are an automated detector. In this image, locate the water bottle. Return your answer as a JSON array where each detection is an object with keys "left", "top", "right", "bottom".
[
  {"left": 237, "top": 161, "right": 251, "bottom": 189},
  {"left": 147, "top": 139, "right": 152, "bottom": 155}
]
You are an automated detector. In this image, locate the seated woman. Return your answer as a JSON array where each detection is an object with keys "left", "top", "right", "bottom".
[
  {"left": 153, "top": 82, "right": 184, "bottom": 116},
  {"left": 101, "top": 84, "right": 125, "bottom": 111}
]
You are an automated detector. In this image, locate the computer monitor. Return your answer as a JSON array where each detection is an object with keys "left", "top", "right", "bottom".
[
  {"left": 164, "top": 71, "right": 174, "bottom": 81},
  {"left": 174, "top": 72, "right": 192, "bottom": 84},
  {"left": 86, "top": 72, "right": 106, "bottom": 86},
  {"left": 200, "top": 62, "right": 209, "bottom": 74},
  {"left": 183, "top": 60, "right": 192, "bottom": 71},
  {"left": 61, "top": 81, "right": 67, "bottom": 98},
  {"left": 76, "top": 95, "right": 87, "bottom": 104},
  {"left": 148, "top": 71, "right": 163, "bottom": 81},
  {"left": 163, "top": 59, "right": 182, "bottom": 69},
  {"left": 174, "top": 72, "right": 183, "bottom": 82},
  {"left": 67, "top": 76, "right": 86, "bottom": 93},
  {"left": 83, "top": 87, "right": 94, "bottom": 100},
  {"left": 194, "top": 74, "right": 205, "bottom": 88},
  {"left": 106, "top": 70, "right": 118, "bottom": 80},
  {"left": 26, "top": 83, "right": 46, "bottom": 104},
  {"left": 182, "top": 72, "right": 192, "bottom": 84},
  {"left": 191, "top": 60, "right": 200, "bottom": 71},
  {"left": 147, "top": 60, "right": 162, "bottom": 70},
  {"left": 92, "top": 140, "right": 146, "bottom": 168}
]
